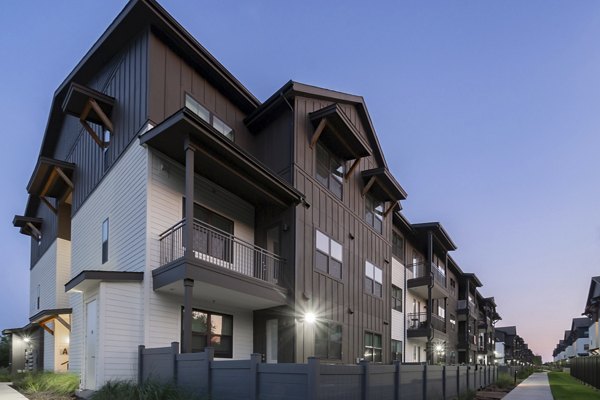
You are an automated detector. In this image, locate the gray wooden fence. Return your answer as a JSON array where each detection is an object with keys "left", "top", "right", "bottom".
[
  {"left": 570, "top": 356, "right": 600, "bottom": 390},
  {"left": 138, "top": 342, "right": 498, "bottom": 400}
]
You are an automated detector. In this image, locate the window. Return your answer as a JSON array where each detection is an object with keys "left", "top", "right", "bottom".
[
  {"left": 365, "top": 261, "right": 383, "bottom": 297},
  {"left": 392, "top": 285, "right": 402, "bottom": 312},
  {"left": 185, "top": 94, "right": 234, "bottom": 141},
  {"left": 392, "top": 231, "right": 404, "bottom": 262},
  {"left": 364, "top": 332, "right": 382, "bottom": 362},
  {"left": 391, "top": 340, "right": 403, "bottom": 362},
  {"left": 183, "top": 308, "right": 233, "bottom": 358},
  {"left": 316, "top": 143, "right": 344, "bottom": 199},
  {"left": 450, "top": 314, "right": 456, "bottom": 331},
  {"left": 315, "top": 230, "right": 342, "bottom": 279},
  {"left": 315, "top": 321, "right": 342, "bottom": 360},
  {"left": 365, "top": 195, "right": 383, "bottom": 233},
  {"left": 102, "top": 218, "right": 109, "bottom": 264},
  {"left": 449, "top": 278, "right": 456, "bottom": 296},
  {"left": 102, "top": 129, "right": 111, "bottom": 172},
  {"left": 36, "top": 285, "right": 40, "bottom": 310},
  {"left": 437, "top": 302, "right": 446, "bottom": 319}
]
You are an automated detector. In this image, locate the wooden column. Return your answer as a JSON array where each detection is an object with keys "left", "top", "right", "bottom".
[
  {"left": 184, "top": 137, "right": 195, "bottom": 260},
  {"left": 182, "top": 278, "right": 194, "bottom": 353}
]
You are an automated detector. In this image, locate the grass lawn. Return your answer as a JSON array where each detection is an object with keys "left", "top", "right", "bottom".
[{"left": 548, "top": 372, "right": 600, "bottom": 400}]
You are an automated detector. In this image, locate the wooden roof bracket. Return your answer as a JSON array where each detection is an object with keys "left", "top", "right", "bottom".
[
  {"left": 80, "top": 98, "right": 113, "bottom": 148},
  {"left": 345, "top": 158, "right": 361, "bottom": 181},
  {"left": 309, "top": 118, "right": 327, "bottom": 149},
  {"left": 362, "top": 176, "right": 376, "bottom": 197},
  {"left": 55, "top": 315, "right": 71, "bottom": 331},
  {"left": 26, "top": 222, "right": 42, "bottom": 240},
  {"left": 39, "top": 321, "right": 54, "bottom": 336},
  {"left": 383, "top": 202, "right": 398, "bottom": 218}
]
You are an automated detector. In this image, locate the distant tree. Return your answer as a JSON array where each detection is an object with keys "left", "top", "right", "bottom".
[{"left": 0, "top": 334, "right": 9, "bottom": 368}]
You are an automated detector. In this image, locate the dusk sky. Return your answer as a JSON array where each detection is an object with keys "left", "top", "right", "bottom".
[{"left": 2, "top": 1, "right": 599, "bottom": 362}]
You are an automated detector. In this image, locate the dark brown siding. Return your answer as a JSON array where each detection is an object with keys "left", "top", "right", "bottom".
[
  {"left": 292, "top": 95, "right": 392, "bottom": 364},
  {"left": 252, "top": 109, "right": 294, "bottom": 183},
  {"left": 147, "top": 33, "right": 254, "bottom": 152},
  {"left": 30, "top": 200, "right": 57, "bottom": 268}
]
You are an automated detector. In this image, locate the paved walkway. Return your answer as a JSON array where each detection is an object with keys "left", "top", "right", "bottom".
[
  {"left": 0, "top": 383, "right": 27, "bottom": 399},
  {"left": 503, "top": 372, "right": 553, "bottom": 400}
]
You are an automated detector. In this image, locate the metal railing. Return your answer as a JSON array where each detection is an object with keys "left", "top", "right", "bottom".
[
  {"left": 457, "top": 300, "right": 476, "bottom": 314},
  {"left": 159, "top": 219, "right": 285, "bottom": 286},
  {"left": 407, "top": 312, "right": 446, "bottom": 333},
  {"left": 407, "top": 262, "right": 447, "bottom": 288}
]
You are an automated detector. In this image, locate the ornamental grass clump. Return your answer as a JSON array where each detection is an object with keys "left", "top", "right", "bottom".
[
  {"left": 12, "top": 371, "right": 79, "bottom": 396},
  {"left": 92, "top": 380, "right": 204, "bottom": 400}
]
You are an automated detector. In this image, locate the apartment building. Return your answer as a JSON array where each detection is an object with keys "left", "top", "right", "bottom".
[
  {"left": 584, "top": 276, "right": 600, "bottom": 355},
  {"left": 5, "top": 0, "right": 507, "bottom": 389}
]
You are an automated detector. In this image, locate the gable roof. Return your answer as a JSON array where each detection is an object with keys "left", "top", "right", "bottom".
[
  {"left": 37, "top": 0, "right": 260, "bottom": 160},
  {"left": 584, "top": 276, "right": 600, "bottom": 316},
  {"left": 246, "top": 80, "right": 390, "bottom": 170}
]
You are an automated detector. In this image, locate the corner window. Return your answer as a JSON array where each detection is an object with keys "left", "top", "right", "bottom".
[
  {"left": 183, "top": 308, "right": 233, "bottom": 358},
  {"left": 316, "top": 143, "right": 344, "bottom": 199},
  {"left": 392, "top": 231, "right": 404, "bottom": 262},
  {"left": 315, "top": 230, "right": 342, "bottom": 279},
  {"left": 392, "top": 285, "right": 402, "bottom": 312},
  {"left": 364, "top": 332, "right": 382, "bottom": 362},
  {"left": 315, "top": 321, "right": 342, "bottom": 360},
  {"left": 365, "top": 261, "right": 383, "bottom": 297},
  {"left": 102, "top": 218, "right": 109, "bottom": 264},
  {"left": 365, "top": 195, "right": 383, "bottom": 234},
  {"left": 185, "top": 94, "right": 234, "bottom": 141},
  {"left": 391, "top": 340, "right": 403, "bottom": 362}
]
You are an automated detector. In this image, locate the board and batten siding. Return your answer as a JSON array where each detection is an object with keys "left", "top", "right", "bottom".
[
  {"left": 292, "top": 95, "right": 392, "bottom": 363},
  {"left": 97, "top": 282, "right": 143, "bottom": 385},
  {"left": 391, "top": 258, "right": 405, "bottom": 343},
  {"left": 70, "top": 141, "right": 147, "bottom": 278}
]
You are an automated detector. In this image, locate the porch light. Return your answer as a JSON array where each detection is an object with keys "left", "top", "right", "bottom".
[
  {"left": 23, "top": 337, "right": 30, "bottom": 343},
  {"left": 435, "top": 344, "right": 443, "bottom": 352},
  {"left": 304, "top": 312, "right": 316, "bottom": 324}
]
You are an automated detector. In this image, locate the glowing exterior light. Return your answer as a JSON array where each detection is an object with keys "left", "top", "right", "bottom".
[
  {"left": 435, "top": 344, "right": 443, "bottom": 352},
  {"left": 23, "top": 337, "right": 30, "bottom": 343},
  {"left": 304, "top": 312, "right": 316, "bottom": 324}
]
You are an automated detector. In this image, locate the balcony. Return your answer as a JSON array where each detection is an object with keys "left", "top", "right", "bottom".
[
  {"left": 153, "top": 218, "right": 288, "bottom": 310},
  {"left": 159, "top": 218, "right": 284, "bottom": 287},
  {"left": 457, "top": 299, "right": 477, "bottom": 320},
  {"left": 407, "top": 312, "right": 446, "bottom": 338},
  {"left": 407, "top": 262, "right": 447, "bottom": 299}
]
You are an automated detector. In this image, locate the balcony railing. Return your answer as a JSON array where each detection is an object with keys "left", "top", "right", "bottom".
[
  {"left": 407, "top": 262, "right": 446, "bottom": 288},
  {"left": 407, "top": 312, "right": 446, "bottom": 333},
  {"left": 457, "top": 300, "right": 476, "bottom": 314},
  {"left": 159, "top": 219, "right": 285, "bottom": 287}
]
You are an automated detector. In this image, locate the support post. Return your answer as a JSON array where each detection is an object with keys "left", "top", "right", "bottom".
[
  {"left": 171, "top": 342, "right": 179, "bottom": 384},
  {"left": 184, "top": 137, "right": 195, "bottom": 260},
  {"left": 182, "top": 279, "right": 194, "bottom": 353},
  {"left": 307, "top": 357, "right": 320, "bottom": 400},
  {"left": 137, "top": 345, "right": 145, "bottom": 384},
  {"left": 423, "top": 363, "right": 428, "bottom": 400},
  {"left": 360, "top": 359, "right": 370, "bottom": 400},
  {"left": 249, "top": 353, "right": 261, "bottom": 400},
  {"left": 442, "top": 365, "right": 446, "bottom": 399},
  {"left": 393, "top": 361, "right": 401, "bottom": 400}
]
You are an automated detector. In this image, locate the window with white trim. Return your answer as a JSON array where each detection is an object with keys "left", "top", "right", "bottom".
[
  {"left": 315, "top": 230, "right": 343, "bottom": 279},
  {"left": 365, "top": 261, "right": 383, "bottom": 297}
]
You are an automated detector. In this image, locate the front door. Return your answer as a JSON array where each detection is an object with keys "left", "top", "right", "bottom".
[
  {"left": 266, "top": 319, "right": 278, "bottom": 363},
  {"left": 85, "top": 300, "right": 97, "bottom": 389}
]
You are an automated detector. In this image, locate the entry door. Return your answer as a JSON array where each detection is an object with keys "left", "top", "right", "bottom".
[
  {"left": 266, "top": 319, "right": 278, "bottom": 363},
  {"left": 85, "top": 300, "right": 97, "bottom": 389}
]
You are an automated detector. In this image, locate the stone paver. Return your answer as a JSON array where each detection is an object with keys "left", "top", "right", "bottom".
[
  {"left": 0, "top": 383, "right": 28, "bottom": 399},
  {"left": 502, "top": 372, "right": 553, "bottom": 400}
]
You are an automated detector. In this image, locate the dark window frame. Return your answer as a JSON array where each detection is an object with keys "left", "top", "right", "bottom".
[
  {"left": 315, "top": 320, "right": 342, "bottom": 360},
  {"left": 364, "top": 331, "right": 383, "bottom": 363},
  {"left": 365, "top": 194, "right": 384, "bottom": 234},
  {"left": 184, "top": 93, "right": 234, "bottom": 141},
  {"left": 315, "top": 230, "right": 343, "bottom": 280},
  {"left": 102, "top": 218, "right": 109, "bottom": 264},
  {"left": 392, "top": 285, "right": 402, "bottom": 312},
  {"left": 365, "top": 261, "right": 383, "bottom": 297},
  {"left": 391, "top": 339, "right": 403, "bottom": 362},
  {"left": 392, "top": 231, "right": 405, "bottom": 262},
  {"left": 181, "top": 307, "right": 234, "bottom": 358},
  {"left": 315, "top": 142, "right": 344, "bottom": 200}
]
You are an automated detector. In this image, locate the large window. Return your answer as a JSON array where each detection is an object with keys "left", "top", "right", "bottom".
[
  {"left": 183, "top": 308, "right": 233, "bottom": 358},
  {"left": 392, "top": 285, "right": 402, "bottom": 312},
  {"left": 392, "top": 231, "right": 404, "bottom": 262},
  {"left": 185, "top": 94, "right": 234, "bottom": 141},
  {"left": 315, "top": 321, "right": 342, "bottom": 360},
  {"left": 364, "top": 332, "right": 382, "bottom": 362},
  {"left": 316, "top": 143, "right": 344, "bottom": 199},
  {"left": 391, "top": 340, "right": 403, "bottom": 362},
  {"left": 102, "top": 218, "right": 109, "bottom": 264},
  {"left": 315, "top": 230, "right": 343, "bottom": 279},
  {"left": 365, "top": 195, "right": 384, "bottom": 234},
  {"left": 365, "top": 261, "right": 383, "bottom": 297}
]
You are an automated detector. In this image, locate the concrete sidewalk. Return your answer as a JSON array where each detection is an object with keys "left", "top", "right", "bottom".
[
  {"left": 0, "top": 383, "right": 28, "bottom": 399},
  {"left": 502, "top": 372, "right": 553, "bottom": 400}
]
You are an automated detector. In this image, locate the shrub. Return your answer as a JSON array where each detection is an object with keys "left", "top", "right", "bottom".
[
  {"left": 0, "top": 367, "right": 11, "bottom": 382},
  {"left": 496, "top": 372, "right": 514, "bottom": 389},
  {"left": 92, "top": 380, "right": 205, "bottom": 400},
  {"left": 12, "top": 371, "right": 79, "bottom": 396}
]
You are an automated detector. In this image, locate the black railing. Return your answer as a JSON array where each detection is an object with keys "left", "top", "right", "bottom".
[
  {"left": 407, "top": 262, "right": 446, "bottom": 288},
  {"left": 159, "top": 219, "right": 285, "bottom": 287},
  {"left": 407, "top": 312, "right": 446, "bottom": 333}
]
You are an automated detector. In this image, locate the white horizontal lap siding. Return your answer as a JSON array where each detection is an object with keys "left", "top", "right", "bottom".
[
  {"left": 98, "top": 282, "right": 143, "bottom": 385},
  {"left": 71, "top": 143, "right": 147, "bottom": 278},
  {"left": 56, "top": 239, "right": 71, "bottom": 309},
  {"left": 43, "top": 327, "right": 55, "bottom": 371},
  {"left": 30, "top": 241, "right": 58, "bottom": 317},
  {"left": 391, "top": 258, "right": 405, "bottom": 341},
  {"left": 68, "top": 293, "right": 83, "bottom": 374}
]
